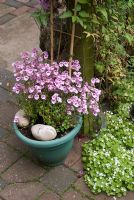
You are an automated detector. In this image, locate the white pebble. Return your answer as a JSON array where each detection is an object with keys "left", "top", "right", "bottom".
[{"left": 31, "top": 124, "right": 57, "bottom": 141}]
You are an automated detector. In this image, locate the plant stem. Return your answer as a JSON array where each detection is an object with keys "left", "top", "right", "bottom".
[
  {"left": 50, "top": 0, "right": 54, "bottom": 64},
  {"left": 69, "top": 0, "right": 77, "bottom": 77},
  {"left": 57, "top": 21, "right": 63, "bottom": 61}
]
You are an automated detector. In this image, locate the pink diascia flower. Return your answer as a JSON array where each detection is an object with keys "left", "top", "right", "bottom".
[{"left": 12, "top": 49, "right": 101, "bottom": 116}]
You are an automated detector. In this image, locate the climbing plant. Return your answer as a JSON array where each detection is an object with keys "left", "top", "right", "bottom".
[{"left": 60, "top": 0, "right": 134, "bottom": 100}]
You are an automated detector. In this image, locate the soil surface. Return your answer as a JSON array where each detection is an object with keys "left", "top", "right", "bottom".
[{"left": 19, "top": 125, "right": 71, "bottom": 141}]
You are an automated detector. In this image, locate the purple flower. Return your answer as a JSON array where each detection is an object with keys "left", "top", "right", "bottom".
[
  {"left": 12, "top": 49, "right": 101, "bottom": 117},
  {"left": 43, "top": 51, "right": 48, "bottom": 59},
  {"left": 38, "top": 0, "right": 50, "bottom": 10},
  {"left": 34, "top": 94, "right": 39, "bottom": 100},
  {"left": 41, "top": 94, "right": 46, "bottom": 100}
]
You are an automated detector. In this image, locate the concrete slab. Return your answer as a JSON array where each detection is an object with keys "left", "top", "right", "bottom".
[{"left": 0, "top": 12, "right": 39, "bottom": 71}]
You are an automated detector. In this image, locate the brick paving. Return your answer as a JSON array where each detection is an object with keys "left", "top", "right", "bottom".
[{"left": 0, "top": 1, "right": 134, "bottom": 200}]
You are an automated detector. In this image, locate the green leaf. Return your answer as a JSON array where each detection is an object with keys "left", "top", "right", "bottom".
[
  {"left": 96, "top": 63, "right": 105, "bottom": 73},
  {"left": 75, "top": 4, "right": 81, "bottom": 11},
  {"left": 97, "top": 7, "right": 108, "bottom": 21},
  {"left": 77, "top": 17, "right": 84, "bottom": 27},
  {"left": 79, "top": 11, "right": 89, "bottom": 18},
  {"left": 124, "top": 33, "right": 134, "bottom": 45},
  {"left": 72, "top": 16, "right": 77, "bottom": 23},
  {"left": 59, "top": 10, "right": 72, "bottom": 19}
]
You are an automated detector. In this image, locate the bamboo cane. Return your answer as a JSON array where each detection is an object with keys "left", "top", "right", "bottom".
[
  {"left": 50, "top": 0, "right": 54, "bottom": 64},
  {"left": 69, "top": 0, "right": 77, "bottom": 77}
]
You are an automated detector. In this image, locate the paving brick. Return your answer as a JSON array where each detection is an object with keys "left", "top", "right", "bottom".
[
  {"left": 41, "top": 165, "right": 77, "bottom": 194},
  {"left": 62, "top": 189, "right": 88, "bottom": 200},
  {"left": 73, "top": 136, "right": 89, "bottom": 154},
  {"left": 0, "top": 87, "right": 16, "bottom": 104},
  {"left": 11, "top": 6, "right": 30, "bottom": 16},
  {"left": 74, "top": 178, "right": 115, "bottom": 200},
  {"left": 0, "top": 101, "right": 18, "bottom": 129},
  {"left": 26, "top": 0, "right": 38, "bottom": 7},
  {"left": 0, "top": 143, "right": 21, "bottom": 173},
  {"left": 0, "top": 14, "right": 15, "bottom": 25},
  {"left": 0, "top": 68, "right": 15, "bottom": 91},
  {"left": 0, "top": 182, "right": 45, "bottom": 200},
  {"left": 40, "top": 191, "right": 60, "bottom": 200},
  {"left": 0, "top": 3, "right": 16, "bottom": 17},
  {"left": 119, "top": 192, "right": 134, "bottom": 200},
  {"left": 71, "top": 158, "right": 83, "bottom": 172},
  {"left": 2, "top": 133, "right": 29, "bottom": 153},
  {"left": 0, "top": 127, "right": 9, "bottom": 139},
  {"left": 0, "top": 0, "right": 6, "bottom": 3},
  {"left": 5, "top": 0, "right": 24, "bottom": 8},
  {"left": 0, "top": 177, "right": 7, "bottom": 190},
  {"left": 64, "top": 148, "right": 81, "bottom": 168},
  {"left": 1, "top": 157, "right": 45, "bottom": 183},
  {"left": 74, "top": 177, "right": 95, "bottom": 199},
  {"left": 17, "top": 0, "right": 30, "bottom": 3}
]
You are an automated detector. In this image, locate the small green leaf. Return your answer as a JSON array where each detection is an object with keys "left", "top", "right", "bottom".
[
  {"left": 96, "top": 63, "right": 105, "bottom": 73},
  {"left": 97, "top": 7, "right": 108, "bottom": 21},
  {"left": 79, "top": 11, "right": 89, "bottom": 18},
  {"left": 75, "top": 4, "right": 81, "bottom": 11},
  {"left": 59, "top": 10, "right": 72, "bottom": 19}
]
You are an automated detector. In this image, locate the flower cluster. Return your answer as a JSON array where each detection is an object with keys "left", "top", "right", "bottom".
[
  {"left": 83, "top": 133, "right": 134, "bottom": 197},
  {"left": 12, "top": 48, "right": 101, "bottom": 117}
]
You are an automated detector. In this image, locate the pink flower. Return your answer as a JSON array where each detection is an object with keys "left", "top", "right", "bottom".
[
  {"left": 12, "top": 49, "right": 101, "bottom": 117},
  {"left": 41, "top": 94, "right": 46, "bottom": 100},
  {"left": 34, "top": 94, "right": 39, "bottom": 100},
  {"left": 43, "top": 51, "right": 48, "bottom": 59},
  {"left": 24, "top": 76, "right": 29, "bottom": 81}
]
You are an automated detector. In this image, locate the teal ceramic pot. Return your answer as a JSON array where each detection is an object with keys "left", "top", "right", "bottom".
[{"left": 13, "top": 117, "right": 82, "bottom": 167}]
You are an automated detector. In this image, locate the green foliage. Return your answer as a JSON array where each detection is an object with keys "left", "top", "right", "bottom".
[
  {"left": 112, "top": 77, "right": 134, "bottom": 105},
  {"left": 18, "top": 94, "right": 77, "bottom": 134},
  {"left": 82, "top": 70, "right": 134, "bottom": 196},
  {"left": 32, "top": 8, "right": 49, "bottom": 27},
  {"left": 62, "top": 0, "right": 134, "bottom": 100},
  {"left": 82, "top": 105, "right": 134, "bottom": 196},
  {"left": 102, "top": 107, "right": 134, "bottom": 149},
  {"left": 82, "top": 133, "right": 134, "bottom": 197}
]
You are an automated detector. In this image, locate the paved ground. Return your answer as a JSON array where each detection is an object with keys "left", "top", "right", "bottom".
[{"left": 0, "top": 1, "right": 134, "bottom": 200}]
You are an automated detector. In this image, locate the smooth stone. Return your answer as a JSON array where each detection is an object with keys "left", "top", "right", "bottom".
[
  {"left": 31, "top": 124, "right": 57, "bottom": 141},
  {"left": 18, "top": 116, "right": 29, "bottom": 127},
  {"left": 15, "top": 110, "right": 29, "bottom": 127},
  {"left": 15, "top": 109, "right": 25, "bottom": 118}
]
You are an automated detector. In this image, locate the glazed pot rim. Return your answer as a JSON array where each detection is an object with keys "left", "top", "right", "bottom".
[{"left": 13, "top": 116, "right": 82, "bottom": 148}]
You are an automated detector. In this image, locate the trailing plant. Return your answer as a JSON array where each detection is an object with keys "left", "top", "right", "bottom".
[
  {"left": 101, "top": 107, "right": 134, "bottom": 149},
  {"left": 82, "top": 133, "right": 134, "bottom": 197},
  {"left": 83, "top": 103, "right": 134, "bottom": 196},
  {"left": 82, "top": 67, "right": 134, "bottom": 196}
]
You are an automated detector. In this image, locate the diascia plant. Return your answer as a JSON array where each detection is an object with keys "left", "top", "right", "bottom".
[{"left": 12, "top": 49, "right": 101, "bottom": 133}]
